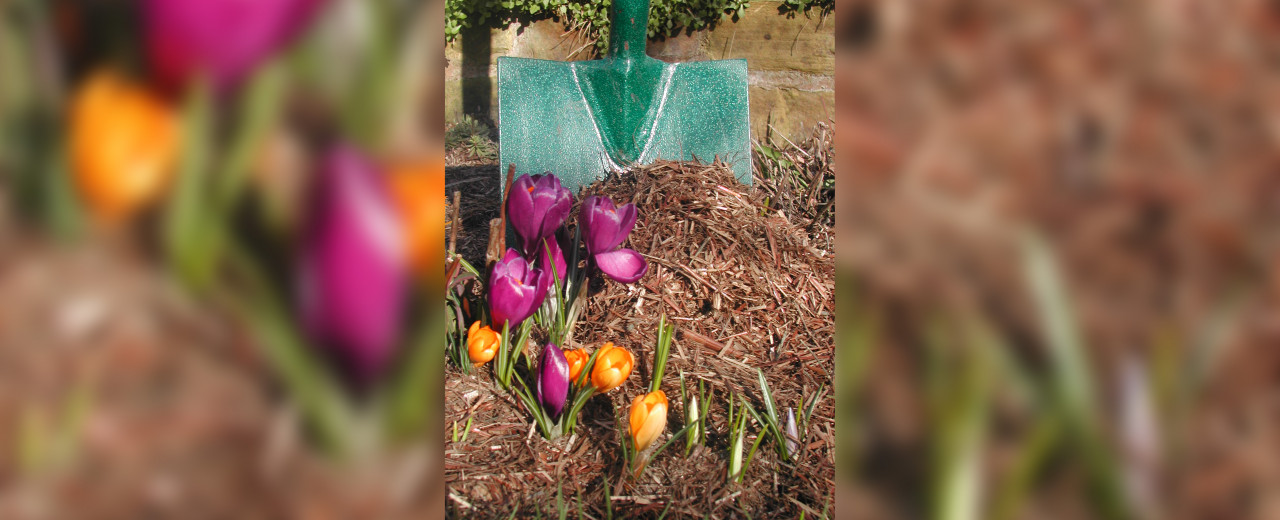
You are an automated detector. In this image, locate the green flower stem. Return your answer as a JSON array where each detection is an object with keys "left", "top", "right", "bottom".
[
  {"left": 496, "top": 321, "right": 512, "bottom": 389},
  {"left": 649, "top": 314, "right": 674, "bottom": 394},
  {"left": 224, "top": 247, "right": 352, "bottom": 456}
]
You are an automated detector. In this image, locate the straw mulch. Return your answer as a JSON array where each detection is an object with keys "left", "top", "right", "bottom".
[{"left": 444, "top": 160, "right": 835, "bottom": 518}]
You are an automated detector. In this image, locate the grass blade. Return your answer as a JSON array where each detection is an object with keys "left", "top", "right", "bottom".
[{"left": 380, "top": 308, "right": 445, "bottom": 442}]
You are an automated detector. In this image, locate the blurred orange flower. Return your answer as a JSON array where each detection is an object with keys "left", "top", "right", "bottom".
[
  {"left": 68, "top": 70, "right": 179, "bottom": 225},
  {"left": 590, "top": 342, "right": 633, "bottom": 393},
  {"left": 388, "top": 156, "right": 446, "bottom": 281},
  {"left": 467, "top": 321, "right": 500, "bottom": 365},
  {"left": 629, "top": 390, "right": 668, "bottom": 452}
]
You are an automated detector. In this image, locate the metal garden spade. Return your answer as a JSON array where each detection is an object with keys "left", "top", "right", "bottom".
[{"left": 497, "top": 0, "right": 751, "bottom": 191}]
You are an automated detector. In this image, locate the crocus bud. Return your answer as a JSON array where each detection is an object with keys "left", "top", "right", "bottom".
[
  {"left": 467, "top": 321, "right": 499, "bottom": 365},
  {"left": 299, "top": 144, "right": 406, "bottom": 383},
  {"left": 143, "top": 0, "right": 327, "bottom": 92},
  {"left": 563, "top": 348, "right": 589, "bottom": 385},
  {"left": 488, "top": 248, "right": 550, "bottom": 328},
  {"left": 687, "top": 394, "right": 701, "bottom": 440},
  {"left": 590, "top": 342, "right": 634, "bottom": 393},
  {"left": 629, "top": 390, "right": 668, "bottom": 452},
  {"left": 537, "top": 343, "right": 570, "bottom": 418},
  {"left": 785, "top": 407, "right": 799, "bottom": 458},
  {"left": 68, "top": 70, "right": 179, "bottom": 225},
  {"left": 507, "top": 173, "right": 572, "bottom": 257},
  {"left": 729, "top": 422, "right": 744, "bottom": 478},
  {"left": 580, "top": 196, "right": 647, "bottom": 283}
]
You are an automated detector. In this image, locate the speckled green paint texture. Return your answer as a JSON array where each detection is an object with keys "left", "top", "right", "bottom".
[{"left": 497, "top": 0, "right": 752, "bottom": 192}]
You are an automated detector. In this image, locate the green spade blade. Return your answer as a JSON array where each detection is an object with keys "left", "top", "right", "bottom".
[{"left": 497, "top": 0, "right": 751, "bottom": 191}]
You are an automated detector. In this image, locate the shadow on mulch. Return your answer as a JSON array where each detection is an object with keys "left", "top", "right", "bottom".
[{"left": 445, "top": 164, "right": 501, "bottom": 268}]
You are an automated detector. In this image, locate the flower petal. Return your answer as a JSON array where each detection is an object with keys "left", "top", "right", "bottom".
[
  {"left": 525, "top": 264, "right": 551, "bottom": 317},
  {"left": 512, "top": 173, "right": 573, "bottom": 255},
  {"left": 489, "top": 248, "right": 543, "bottom": 327},
  {"left": 582, "top": 196, "right": 634, "bottom": 254},
  {"left": 488, "top": 273, "right": 529, "bottom": 328},
  {"left": 538, "top": 237, "right": 568, "bottom": 286},
  {"left": 507, "top": 174, "right": 538, "bottom": 250},
  {"left": 609, "top": 202, "right": 637, "bottom": 251},
  {"left": 581, "top": 196, "right": 618, "bottom": 254},
  {"left": 538, "top": 343, "right": 570, "bottom": 418},
  {"left": 630, "top": 391, "right": 668, "bottom": 451},
  {"left": 594, "top": 248, "right": 648, "bottom": 283}
]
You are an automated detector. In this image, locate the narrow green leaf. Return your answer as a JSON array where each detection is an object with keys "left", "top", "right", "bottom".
[
  {"left": 739, "top": 427, "right": 769, "bottom": 483},
  {"left": 227, "top": 249, "right": 352, "bottom": 455},
  {"left": 380, "top": 309, "right": 445, "bottom": 442},
  {"left": 556, "top": 482, "right": 567, "bottom": 520},
  {"left": 213, "top": 60, "right": 287, "bottom": 207},
  {"left": 648, "top": 422, "right": 694, "bottom": 462},
  {"left": 991, "top": 414, "right": 1061, "bottom": 520},
  {"left": 164, "top": 78, "right": 215, "bottom": 288}
]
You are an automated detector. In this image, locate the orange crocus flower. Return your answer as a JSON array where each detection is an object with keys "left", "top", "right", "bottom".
[
  {"left": 629, "top": 390, "right": 668, "bottom": 452},
  {"left": 590, "top": 342, "right": 633, "bottom": 393},
  {"left": 467, "top": 321, "right": 500, "bottom": 365}
]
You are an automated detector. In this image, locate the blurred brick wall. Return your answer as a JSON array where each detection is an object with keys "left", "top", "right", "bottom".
[{"left": 445, "top": 1, "right": 834, "bottom": 142}]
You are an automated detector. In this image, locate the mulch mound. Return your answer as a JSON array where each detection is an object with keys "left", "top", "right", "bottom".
[{"left": 444, "top": 160, "right": 835, "bottom": 518}]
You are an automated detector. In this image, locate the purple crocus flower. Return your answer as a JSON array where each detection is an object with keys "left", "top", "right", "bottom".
[
  {"left": 580, "top": 195, "right": 648, "bottom": 283},
  {"left": 299, "top": 144, "right": 406, "bottom": 383},
  {"left": 143, "top": 0, "right": 327, "bottom": 92},
  {"left": 536, "top": 343, "right": 570, "bottom": 418},
  {"left": 507, "top": 173, "right": 573, "bottom": 257},
  {"left": 489, "top": 248, "right": 550, "bottom": 328}
]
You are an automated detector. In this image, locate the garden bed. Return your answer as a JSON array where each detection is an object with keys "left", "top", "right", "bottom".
[{"left": 444, "top": 159, "right": 835, "bottom": 518}]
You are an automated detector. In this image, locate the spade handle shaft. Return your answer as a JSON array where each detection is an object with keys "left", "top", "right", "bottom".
[{"left": 608, "top": 0, "right": 650, "bottom": 60}]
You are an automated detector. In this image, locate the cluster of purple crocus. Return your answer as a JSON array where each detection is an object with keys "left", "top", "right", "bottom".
[
  {"left": 488, "top": 173, "right": 649, "bottom": 331},
  {"left": 489, "top": 172, "right": 649, "bottom": 418}
]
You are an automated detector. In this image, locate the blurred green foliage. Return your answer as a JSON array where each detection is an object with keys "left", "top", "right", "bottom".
[{"left": 0, "top": 0, "right": 83, "bottom": 238}]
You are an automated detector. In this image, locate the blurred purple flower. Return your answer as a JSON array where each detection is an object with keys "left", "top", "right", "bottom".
[
  {"left": 508, "top": 173, "right": 572, "bottom": 257},
  {"left": 489, "top": 248, "right": 550, "bottom": 328},
  {"left": 299, "top": 144, "right": 406, "bottom": 383},
  {"left": 580, "top": 195, "right": 647, "bottom": 283},
  {"left": 537, "top": 343, "right": 570, "bottom": 418},
  {"left": 144, "top": 0, "right": 327, "bottom": 92}
]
